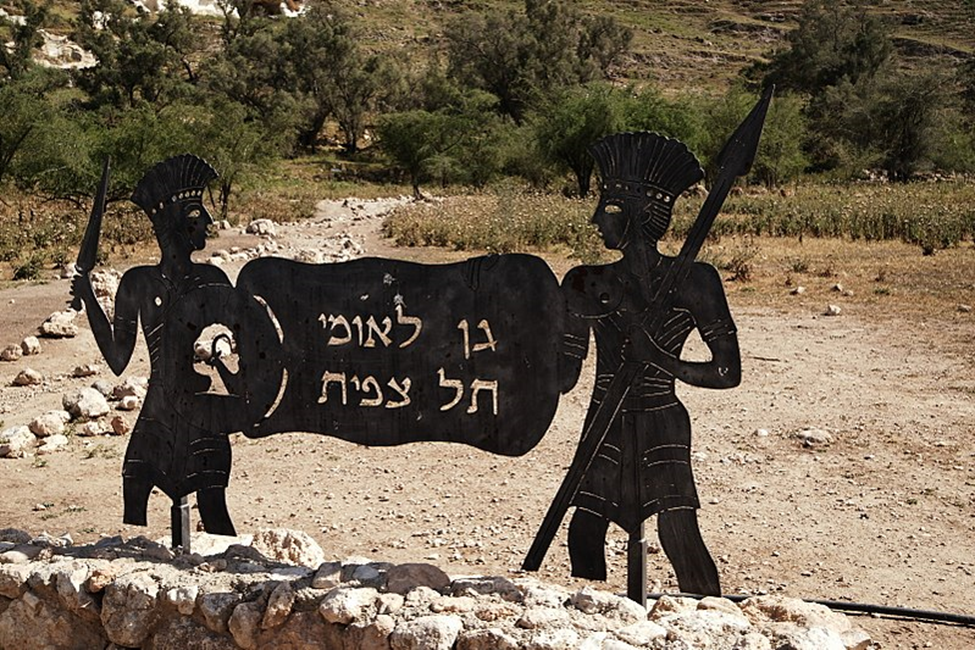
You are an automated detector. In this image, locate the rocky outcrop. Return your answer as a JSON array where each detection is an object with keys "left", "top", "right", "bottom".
[{"left": 0, "top": 528, "right": 872, "bottom": 650}]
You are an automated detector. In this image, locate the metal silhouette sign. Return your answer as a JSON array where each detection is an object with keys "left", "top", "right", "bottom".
[
  {"left": 524, "top": 89, "right": 771, "bottom": 603},
  {"left": 70, "top": 89, "right": 768, "bottom": 600}
]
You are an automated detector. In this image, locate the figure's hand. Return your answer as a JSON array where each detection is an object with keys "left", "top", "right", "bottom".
[
  {"left": 69, "top": 271, "right": 94, "bottom": 310},
  {"left": 206, "top": 333, "right": 234, "bottom": 368},
  {"left": 623, "top": 324, "right": 676, "bottom": 374}
]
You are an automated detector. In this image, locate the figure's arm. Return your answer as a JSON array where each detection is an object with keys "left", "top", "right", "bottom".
[
  {"left": 559, "top": 312, "right": 589, "bottom": 393},
  {"left": 627, "top": 263, "right": 741, "bottom": 389},
  {"left": 72, "top": 272, "right": 138, "bottom": 376}
]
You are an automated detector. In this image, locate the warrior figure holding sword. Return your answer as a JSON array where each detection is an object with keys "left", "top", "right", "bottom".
[
  {"left": 71, "top": 154, "right": 242, "bottom": 539},
  {"left": 558, "top": 133, "right": 742, "bottom": 596}
]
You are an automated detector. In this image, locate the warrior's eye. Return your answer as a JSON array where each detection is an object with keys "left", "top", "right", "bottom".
[
  {"left": 604, "top": 204, "right": 622, "bottom": 214},
  {"left": 187, "top": 208, "right": 202, "bottom": 220}
]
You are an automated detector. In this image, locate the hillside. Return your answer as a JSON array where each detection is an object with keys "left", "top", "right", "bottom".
[{"left": 337, "top": 0, "right": 975, "bottom": 92}]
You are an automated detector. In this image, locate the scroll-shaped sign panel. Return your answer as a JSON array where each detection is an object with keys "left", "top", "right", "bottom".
[{"left": 235, "top": 253, "right": 566, "bottom": 456}]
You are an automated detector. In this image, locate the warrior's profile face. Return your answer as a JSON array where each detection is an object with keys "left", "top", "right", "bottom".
[
  {"left": 152, "top": 198, "right": 213, "bottom": 254},
  {"left": 592, "top": 195, "right": 642, "bottom": 250}
]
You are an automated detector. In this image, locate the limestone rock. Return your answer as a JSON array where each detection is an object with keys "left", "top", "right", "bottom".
[
  {"left": 793, "top": 428, "right": 833, "bottom": 447},
  {"left": 570, "top": 586, "right": 646, "bottom": 622},
  {"left": 143, "top": 616, "right": 238, "bottom": 650},
  {"left": 100, "top": 570, "right": 161, "bottom": 647},
  {"left": 20, "top": 335, "right": 41, "bottom": 356},
  {"left": 824, "top": 304, "right": 842, "bottom": 316},
  {"left": 319, "top": 586, "right": 381, "bottom": 625},
  {"left": 311, "top": 561, "right": 342, "bottom": 590},
  {"left": 0, "top": 563, "right": 31, "bottom": 598},
  {"left": 0, "top": 426, "right": 36, "bottom": 458},
  {"left": 37, "top": 433, "right": 69, "bottom": 455},
  {"left": 457, "top": 627, "right": 520, "bottom": 650},
  {"left": 251, "top": 528, "right": 325, "bottom": 568},
  {"left": 613, "top": 620, "right": 667, "bottom": 646},
  {"left": 113, "top": 376, "right": 148, "bottom": 400},
  {"left": 91, "top": 379, "right": 114, "bottom": 398},
  {"left": 163, "top": 584, "right": 199, "bottom": 616},
  {"left": 246, "top": 219, "right": 277, "bottom": 237},
  {"left": 0, "top": 591, "right": 107, "bottom": 650},
  {"left": 72, "top": 364, "right": 101, "bottom": 378},
  {"left": 262, "top": 580, "right": 296, "bottom": 629},
  {"left": 29, "top": 410, "right": 71, "bottom": 437},
  {"left": 12, "top": 367, "right": 43, "bottom": 386},
  {"left": 228, "top": 601, "right": 263, "bottom": 650},
  {"left": 199, "top": 592, "right": 241, "bottom": 635},
  {"left": 386, "top": 562, "right": 450, "bottom": 595},
  {"left": 77, "top": 421, "right": 107, "bottom": 437},
  {"left": 451, "top": 575, "right": 523, "bottom": 602},
  {"left": 1, "top": 344, "right": 22, "bottom": 361},
  {"left": 389, "top": 614, "right": 463, "bottom": 650},
  {"left": 654, "top": 609, "right": 752, "bottom": 648},
  {"left": 118, "top": 395, "right": 141, "bottom": 411},
  {"left": 39, "top": 310, "right": 79, "bottom": 338},
  {"left": 63, "top": 387, "right": 110, "bottom": 420}
]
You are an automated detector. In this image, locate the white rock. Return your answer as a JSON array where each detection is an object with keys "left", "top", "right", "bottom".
[
  {"left": 39, "top": 310, "right": 79, "bottom": 338},
  {"left": 389, "top": 614, "right": 463, "bottom": 650},
  {"left": 20, "top": 336, "right": 41, "bottom": 355},
  {"left": 164, "top": 584, "right": 199, "bottom": 616},
  {"left": 0, "top": 426, "right": 36, "bottom": 458},
  {"left": 37, "top": 434, "right": 69, "bottom": 454},
  {"left": 1, "top": 345, "right": 23, "bottom": 361},
  {"left": 113, "top": 377, "right": 148, "bottom": 400},
  {"left": 251, "top": 528, "right": 325, "bottom": 568},
  {"left": 319, "top": 586, "right": 381, "bottom": 625},
  {"left": 793, "top": 428, "right": 833, "bottom": 447},
  {"left": 614, "top": 620, "right": 668, "bottom": 646},
  {"left": 12, "top": 368, "right": 43, "bottom": 386},
  {"left": 63, "top": 387, "right": 110, "bottom": 419},
  {"left": 28, "top": 410, "right": 71, "bottom": 437},
  {"left": 824, "top": 304, "right": 842, "bottom": 316},
  {"left": 246, "top": 219, "right": 277, "bottom": 237},
  {"left": 790, "top": 286, "right": 805, "bottom": 296},
  {"left": 77, "top": 421, "right": 106, "bottom": 437},
  {"left": 72, "top": 364, "right": 101, "bottom": 378},
  {"left": 118, "top": 395, "right": 141, "bottom": 411}
]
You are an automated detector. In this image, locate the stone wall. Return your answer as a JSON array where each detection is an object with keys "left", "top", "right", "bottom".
[{"left": 0, "top": 528, "right": 872, "bottom": 650}]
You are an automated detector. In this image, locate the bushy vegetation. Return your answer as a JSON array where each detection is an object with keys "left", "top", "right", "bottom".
[{"left": 0, "top": 0, "right": 974, "bottom": 272}]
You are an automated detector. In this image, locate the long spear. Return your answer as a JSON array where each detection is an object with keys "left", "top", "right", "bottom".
[{"left": 522, "top": 87, "right": 773, "bottom": 573}]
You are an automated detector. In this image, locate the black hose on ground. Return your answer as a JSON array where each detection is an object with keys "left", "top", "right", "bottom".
[{"left": 646, "top": 593, "right": 975, "bottom": 627}]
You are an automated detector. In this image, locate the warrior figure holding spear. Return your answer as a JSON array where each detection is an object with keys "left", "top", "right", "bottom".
[{"left": 558, "top": 133, "right": 742, "bottom": 596}]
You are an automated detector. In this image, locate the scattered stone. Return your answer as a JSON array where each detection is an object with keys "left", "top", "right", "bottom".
[
  {"left": 754, "top": 428, "right": 770, "bottom": 437},
  {"left": 39, "top": 310, "right": 79, "bottom": 338},
  {"left": 246, "top": 219, "right": 277, "bottom": 237},
  {"left": 20, "top": 336, "right": 41, "bottom": 356},
  {"left": 164, "top": 584, "right": 199, "bottom": 616},
  {"left": 77, "top": 421, "right": 107, "bottom": 437},
  {"left": 0, "top": 426, "right": 36, "bottom": 458},
  {"left": 90, "top": 379, "right": 114, "bottom": 398},
  {"left": 72, "top": 364, "right": 101, "bottom": 378},
  {"left": 12, "top": 368, "right": 43, "bottom": 386},
  {"left": 110, "top": 416, "right": 131, "bottom": 436},
  {"left": 793, "top": 428, "right": 834, "bottom": 447},
  {"left": 118, "top": 395, "right": 140, "bottom": 411},
  {"left": 0, "top": 345, "right": 22, "bottom": 361},
  {"left": 831, "top": 283, "right": 843, "bottom": 292},
  {"left": 28, "top": 411, "right": 71, "bottom": 438},
  {"left": 957, "top": 304, "right": 972, "bottom": 313},
  {"left": 62, "top": 387, "right": 111, "bottom": 420},
  {"left": 790, "top": 286, "right": 805, "bottom": 295},
  {"left": 113, "top": 376, "right": 149, "bottom": 400},
  {"left": 824, "top": 304, "right": 842, "bottom": 316}
]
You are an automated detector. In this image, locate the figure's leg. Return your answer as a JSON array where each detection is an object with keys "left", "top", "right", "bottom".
[
  {"left": 197, "top": 487, "right": 236, "bottom": 536},
  {"left": 121, "top": 465, "right": 153, "bottom": 526},
  {"left": 569, "top": 509, "right": 610, "bottom": 580},
  {"left": 657, "top": 508, "right": 720, "bottom": 596}
]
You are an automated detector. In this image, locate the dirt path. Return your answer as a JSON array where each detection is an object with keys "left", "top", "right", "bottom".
[{"left": 1, "top": 198, "right": 973, "bottom": 648}]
